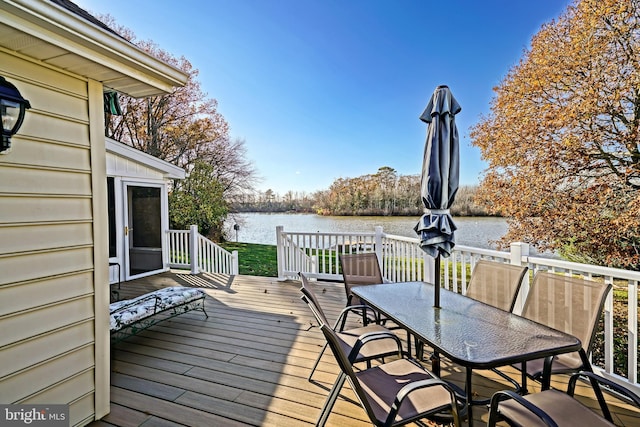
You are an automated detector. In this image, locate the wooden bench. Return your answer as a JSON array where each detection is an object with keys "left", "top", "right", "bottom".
[{"left": 110, "top": 286, "right": 208, "bottom": 343}]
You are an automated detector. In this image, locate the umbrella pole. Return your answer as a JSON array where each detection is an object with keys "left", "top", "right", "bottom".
[
  {"left": 431, "top": 253, "right": 442, "bottom": 375},
  {"left": 434, "top": 254, "right": 441, "bottom": 308}
]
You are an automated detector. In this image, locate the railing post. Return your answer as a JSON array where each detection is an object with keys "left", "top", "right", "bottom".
[
  {"left": 510, "top": 242, "right": 529, "bottom": 315},
  {"left": 509, "top": 242, "right": 528, "bottom": 266},
  {"left": 627, "top": 280, "right": 638, "bottom": 382},
  {"left": 164, "top": 230, "right": 170, "bottom": 266},
  {"left": 276, "top": 225, "right": 284, "bottom": 280},
  {"left": 424, "top": 252, "right": 434, "bottom": 284},
  {"left": 604, "top": 281, "right": 615, "bottom": 374},
  {"left": 190, "top": 224, "right": 199, "bottom": 275},
  {"left": 231, "top": 250, "right": 239, "bottom": 275},
  {"left": 374, "top": 226, "right": 384, "bottom": 271}
]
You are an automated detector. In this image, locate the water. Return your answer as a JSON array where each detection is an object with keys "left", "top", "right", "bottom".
[{"left": 225, "top": 213, "right": 508, "bottom": 250}]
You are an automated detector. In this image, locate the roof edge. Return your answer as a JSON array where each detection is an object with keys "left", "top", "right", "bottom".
[{"left": 2, "top": 0, "right": 188, "bottom": 95}]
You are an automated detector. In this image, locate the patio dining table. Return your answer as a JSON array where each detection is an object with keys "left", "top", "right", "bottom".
[{"left": 351, "top": 281, "right": 583, "bottom": 426}]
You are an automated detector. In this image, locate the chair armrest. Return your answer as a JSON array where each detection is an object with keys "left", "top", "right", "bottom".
[
  {"left": 334, "top": 304, "right": 380, "bottom": 330},
  {"left": 387, "top": 377, "right": 461, "bottom": 426},
  {"left": 569, "top": 371, "right": 640, "bottom": 409},
  {"left": 488, "top": 390, "right": 559, "bottom": 427},
  {"left": 348, "top": 330, "right": 403, "bottom": 363}
]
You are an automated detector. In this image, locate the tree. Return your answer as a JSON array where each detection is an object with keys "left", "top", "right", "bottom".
[
  {"left": 374, "top": 166, "right": 398, "bottom": 215},
  {"left": 470, "top": 0, "right": 640, "bottom": 269},
  {"left": 100, "top": 16, "right": 258, "bottom": 237},
  {"left": 100, "top": 17, "right": 229, "bottom": 167},
  {"left": 168, "top": 161, "right": 228, "bottom": 239}
]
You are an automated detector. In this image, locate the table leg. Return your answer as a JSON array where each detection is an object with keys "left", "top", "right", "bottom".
[
  {"left": 430, "top": 351, "right": 441, "bottom": 376},
  {"left": 466, "top": 368, "right": 474, "bottom": 427},
  {"left": 414, "top": 336, "right": 422, "bottom": 360},
  {"left": 541, "top": 357, "right": 553, "bottom": 391}
]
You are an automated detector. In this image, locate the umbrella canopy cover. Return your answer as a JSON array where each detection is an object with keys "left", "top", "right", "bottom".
[{"left": 414, "top": 85, "right": 461, "bottom": 258}]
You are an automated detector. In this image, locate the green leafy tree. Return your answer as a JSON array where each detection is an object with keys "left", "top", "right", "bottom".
[
  {"left": 169, "top": 162, "right": 228, "bottom": 240},
  {"left": 471, "top": 0, "right": 640, "bottom": 269}
]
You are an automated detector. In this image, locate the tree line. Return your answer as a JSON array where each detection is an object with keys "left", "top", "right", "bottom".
[{"left": 232, "top": 166, "right": 488, "bottom": 217}]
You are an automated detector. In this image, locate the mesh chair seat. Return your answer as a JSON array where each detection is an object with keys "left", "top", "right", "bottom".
[
  {"left": 488, "top": 371, "right": 640, "bottom": 427},
  {"left": 336, "top": 323, "right": 401, "bottom": 363},
  {"left": 298, "top": 273, "right": 402, "bottom": 382},
  {"left": 497, "top": 389, "right": 613, "bottom": 427},
  {"left": 522, "top": 353, "right": 583, "bottom": 378},
  {"left": 356, "top": 358, "right": 457, "bottom": 426},
  {"left": 317, "top": 323, "right": 461, "bottom": 426}
]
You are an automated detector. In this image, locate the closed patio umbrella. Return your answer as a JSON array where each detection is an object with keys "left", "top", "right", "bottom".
[{"left": 414, "top": 85, "right": 461, "bottom": 308}]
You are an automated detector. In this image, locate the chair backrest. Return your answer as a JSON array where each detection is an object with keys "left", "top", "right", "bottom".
[
  {"left": 465, "top": 260, "right": 528, "bottom": 312},
  {"left": 522, "top": 272, "right": 611, "bottom": 360},
  {"left": 299, "top": 273, "right": 330, "bottom": 326},
  {"left": 339, "top": 253, "right": 383, "bottom": 303}
]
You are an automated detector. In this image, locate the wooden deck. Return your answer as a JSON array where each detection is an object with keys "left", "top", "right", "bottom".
[{"left": 92, "top": 271, "right": 639, "bottom": 427}]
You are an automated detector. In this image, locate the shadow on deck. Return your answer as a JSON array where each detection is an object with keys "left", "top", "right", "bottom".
[{"left": 93, "top": 271, "right": 639, "bottom": 426}]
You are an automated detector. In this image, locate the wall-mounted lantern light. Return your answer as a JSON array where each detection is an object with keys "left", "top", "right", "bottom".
[{"left": 0, "top": 76, "right": 31, "bottom": 154}]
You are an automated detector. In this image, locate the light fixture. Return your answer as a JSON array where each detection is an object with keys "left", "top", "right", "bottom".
[{"left": 0, "top": 76, "right": 31, "bottom": 153}]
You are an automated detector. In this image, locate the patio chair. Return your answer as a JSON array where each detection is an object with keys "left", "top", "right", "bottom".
[
  {"left": 299, "top": 273, "right": 403, "bottom": 382},
  {"left": 516, "top": 271, "right": 612, "bottom": 391},
  {"left": 465, "top": 260, "right": 528, "bottom": 312},
  {"left": 339, "top": 252, "right": 385, "bottom": 308},
  {"left": 463, "top": 260, "right": 528, "bottom": 393},
  {"left": 488, "top": 371, "right": 640, "bottom": 426},
  {"left": 339, "top": 252, "right": 414, "bottom": 355},
  {"left": 315, "top": 322, "right": 462, "bottom": 427}
]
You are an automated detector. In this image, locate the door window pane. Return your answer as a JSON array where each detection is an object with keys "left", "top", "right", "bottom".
[{"left": 107, "top": 177, "right": 116, "bottom": 258}]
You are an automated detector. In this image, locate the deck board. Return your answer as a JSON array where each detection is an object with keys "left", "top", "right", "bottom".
[{"left": 95, "top": 271, "right": 639, "bottom": 426}]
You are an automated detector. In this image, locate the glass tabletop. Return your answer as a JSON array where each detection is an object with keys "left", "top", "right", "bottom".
[{"left": 352, "top": 281, "right": 582, "bottom": 369}]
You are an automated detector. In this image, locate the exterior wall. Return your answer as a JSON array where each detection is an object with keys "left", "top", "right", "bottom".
[
  {"left": 0, "top": 51, "right": 106, "bottom": 426},
  {"left": 107, "top": 152, "right": 167, "bottom": 180}
]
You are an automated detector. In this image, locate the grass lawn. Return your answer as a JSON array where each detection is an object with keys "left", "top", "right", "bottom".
[{"left": 220, "top": 241, "right": 278, "bottom": 277}]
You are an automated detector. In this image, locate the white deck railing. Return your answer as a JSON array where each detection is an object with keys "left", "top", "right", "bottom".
[
  {"left": 167, "top": 225, "right": 239, "bottom": 275},
  {"left": 276, "top": 225, "right": 640, "bottom": 394}
]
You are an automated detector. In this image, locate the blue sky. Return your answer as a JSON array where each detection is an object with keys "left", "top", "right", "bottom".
[{"left": 77, "top": 0, "right": 572, "bottom": 195}]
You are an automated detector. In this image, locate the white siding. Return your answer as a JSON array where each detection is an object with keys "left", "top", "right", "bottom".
[{"left": 107, "top": 151, "right": 166, "bottom": 180}]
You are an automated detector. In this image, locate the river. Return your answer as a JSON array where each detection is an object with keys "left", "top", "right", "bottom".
[{"left": 225, "top": 213, "right": 509, "bottom": 250}]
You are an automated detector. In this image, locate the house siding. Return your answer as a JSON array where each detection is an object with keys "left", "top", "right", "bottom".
[
  {"left": 107, "top": 153, "right": 167, "bottom": 180},
  {"left": 0, "top": 51, "right": 102, "bottom": 426}
]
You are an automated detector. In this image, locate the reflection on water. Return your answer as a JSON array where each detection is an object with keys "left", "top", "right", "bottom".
[{"left": 225, "top": 213, "right": 508, "bottom": 249}]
